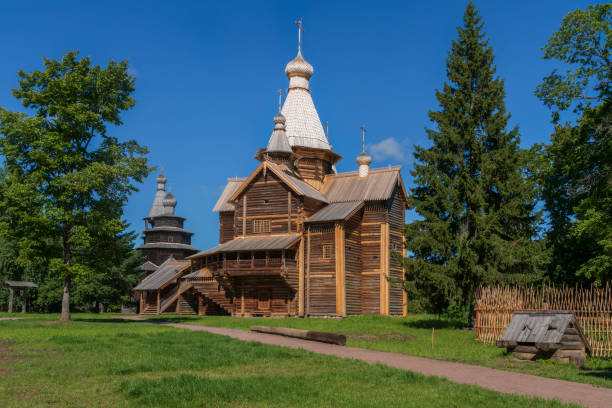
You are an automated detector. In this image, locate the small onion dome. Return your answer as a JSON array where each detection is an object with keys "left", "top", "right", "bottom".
[
  {"left": 156, "top": 172, "right": 167, "bottom": 184},
  {"left": 163, "top": 191, "right": 177, "bottom": 208},
  {"left": 285, "top": 51, "right": 314, "bottom": 79},
  {"left": 357, "top": 151, "right": 372, "bottom": 166},
  {"left": 267, "top": 112, "right": 292, "bottom": 154},
  {"left": 274, "top": 112, "right": 286, "bottom": 128}
]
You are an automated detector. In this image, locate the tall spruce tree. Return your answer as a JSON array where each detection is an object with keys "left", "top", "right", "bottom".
[{"left": 403, "top": 2, "right": 544, "bottom": 320}]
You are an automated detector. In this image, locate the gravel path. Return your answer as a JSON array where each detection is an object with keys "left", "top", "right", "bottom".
[{"left": 116, "top": 316, "right": 612, "bottom": 408}]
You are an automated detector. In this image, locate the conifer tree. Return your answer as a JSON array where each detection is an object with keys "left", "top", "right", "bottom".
[{"left": 403, "top": 2, "right": 544, "bottom": 320}]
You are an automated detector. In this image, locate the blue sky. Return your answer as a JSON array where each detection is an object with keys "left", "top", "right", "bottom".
[{"left": 0, "top": 0, "right": 594, "bottom": 251}]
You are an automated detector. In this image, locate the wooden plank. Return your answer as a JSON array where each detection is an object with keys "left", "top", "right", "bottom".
[
  {"left": 251, "top": 325, "right": 346, "bottom": 346},
  {"left": 335, "top": 222, "right": 346, "bottom": 316},
  {"left": 298, "top": 238, "right": 304, "bottom": 316},
  {"left": 242, "top": 194, "right": 247, "bottom": 237}
]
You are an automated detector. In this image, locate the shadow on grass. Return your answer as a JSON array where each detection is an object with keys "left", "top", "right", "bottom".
[
  {"left": 403, "top": 318, "right": 466, "bottom": 330},
  {"left": 579, "top": 367, "right": 612, "bottom": 381}
]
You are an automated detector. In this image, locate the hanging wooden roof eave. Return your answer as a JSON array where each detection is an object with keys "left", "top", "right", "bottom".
[
  {"left": 305, "top": 201, "right": 365, "bottom": 224},
  {"left": 187, "top": 234, "right": 301, "bottom": 260}
]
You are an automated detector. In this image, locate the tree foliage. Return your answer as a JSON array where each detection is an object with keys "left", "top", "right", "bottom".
[
  {"left": 537, "top": 4, "right": 612, "bottom": 286},
  {"left": 535, "top": 4, "right": 611, "bottom": 121},
  {"left": 0, "top": 51, "right": 150, "bottom": 319},
  {"left": 403, "top": 2, "right": 545, "bottom": 318}
]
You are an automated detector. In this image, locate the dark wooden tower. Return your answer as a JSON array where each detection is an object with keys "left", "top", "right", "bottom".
[{"left": 136, "top": 173, "right": 199, "bottom": 266}]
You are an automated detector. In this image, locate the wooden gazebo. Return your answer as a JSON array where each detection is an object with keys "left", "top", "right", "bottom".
[{"left": 3, "top": 281, "right": 37, "bottom": 313}]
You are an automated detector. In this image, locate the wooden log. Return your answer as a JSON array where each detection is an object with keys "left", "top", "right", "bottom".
[
  {"left": 8, "top": 287, "right": 13, "bottom": 313},
  {"left": 512, "top": 351, "right": 536, "bottom": 360},
  {"left": 250, "top": 325, "right": 346, "bottom": 346},
  {"left": 561, "top": 334, "right": 580, "bottom": 343},
  {"left": 534, "top": 342, "right": 561, "bottom": 352},
  {"left": 512, "top": 345, "right": 539, "bottom": 354},
  {"left": 560, "top": 342, "right": 585, "bottom": 350},
  {"left": 564, "top": 327, "right": 578, "bottom": 335},
  {"left": 553, "top": 350, "right": 586, "bottom": 368},
  {"left": 496, "top": 340, "right": 517, "bottom": 348}
]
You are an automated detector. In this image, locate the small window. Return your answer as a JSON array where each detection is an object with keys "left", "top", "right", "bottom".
[
  {"left": 168, "top": 236, "right": 174, "bottom": 243},
  {"left": 252, "top": 219, "right": 271, "bottom": 234},
  {"left": 322, "top": 244, "right": 333, "bottom": 260},
  {"left": 264, "top": 199, "right": 270, "bottom": 204}
]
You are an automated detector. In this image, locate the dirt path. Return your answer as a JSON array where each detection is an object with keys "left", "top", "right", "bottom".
[
  {"left": 0, "top": 317, "right": 24, "bottom": 321},
  {"left": 115, "top": 316, "right": 611, "bottom": 408}
]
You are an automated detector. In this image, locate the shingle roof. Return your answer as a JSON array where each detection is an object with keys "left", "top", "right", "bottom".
[
  {"left": 188, "top": 234, "right": 301, "bottom": 259},
  {"left": 322, "top": 166, "right": 406, "bottom": 203},
  {"left": 213, "top": 178, "right": 246, "bottom": 212},
  {"left": 3, "top": 281, "right": 37, "bottom": 288},
  {"left": 306, "top": 201, "right": 364, "bottom": 223},
  {"left": 138, "top": 261, "right": 159, "bottom": 272},
  {"left": 134, "top": 259, "right": 190, "bottom": 291},
  {"left": 281, "top": 50, "right": 332, "bottom": 151},
  {"left": 136, "top": 242, "right": 199, "bottom": 252}
]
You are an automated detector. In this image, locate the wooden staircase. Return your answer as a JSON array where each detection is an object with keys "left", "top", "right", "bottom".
[
  {"left": 176, "top": 291, "right": 198, "bottom": 315},
  {"left": 193, "top": 279, "right": 233, "bottom": 314}
]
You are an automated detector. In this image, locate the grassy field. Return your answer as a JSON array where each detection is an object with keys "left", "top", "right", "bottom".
[
  {"left": 142, "top": 314, "right": 612, "bottom": 389},
  {"left": 0, "top": 314, "right": 577, "bottom": 408}
]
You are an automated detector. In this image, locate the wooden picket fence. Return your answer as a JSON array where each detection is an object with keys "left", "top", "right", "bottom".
[{"left": 475, "top": 283, "right": 612, "bottom": 358}]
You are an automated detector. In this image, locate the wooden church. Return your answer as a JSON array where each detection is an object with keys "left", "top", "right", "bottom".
[{"left": 134, "top": 25, "right": 408, "bottom": 317}]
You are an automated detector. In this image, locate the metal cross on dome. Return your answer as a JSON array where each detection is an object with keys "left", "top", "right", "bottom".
[
  {"left": 277, "top": 89, "right": 283, "bottom": 113},
  {"left": 295, "top": 19, "right": 304, "bottom": 52},
  {"left": 361, "top": 125, "right": 366, "bottom": 153}
]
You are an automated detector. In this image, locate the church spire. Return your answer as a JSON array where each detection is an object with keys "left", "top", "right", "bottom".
[{"left": 357, "top": 125, "right": 372, "bottom": 178}]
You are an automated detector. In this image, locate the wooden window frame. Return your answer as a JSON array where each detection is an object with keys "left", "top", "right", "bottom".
[
  {"left": 322, "top": 244, "right": 333, "bottom": 260},
  {"left": 252, "top": 219, "right": 271, "bottom": 234}
]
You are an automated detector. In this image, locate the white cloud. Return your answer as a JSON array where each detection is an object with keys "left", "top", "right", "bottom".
[{"left": 369, "top": 137, "right": 409, "bottom": 162}]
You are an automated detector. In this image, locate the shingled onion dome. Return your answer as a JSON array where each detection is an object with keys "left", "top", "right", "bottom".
[
  {"left": 162, "top": 191, "right": 177, "bottom": 215},
  {"left": 266, "top": 112, "right": 292, "bottom": 154},
  {"left": 357, "top": 150, "right": 372, "bottom": 178},
  {"left": 156, "top": 172, "right": 167, "bottom": 189},
  {"left": 285, "top": 50, "right": 314, "bottom": 81}
]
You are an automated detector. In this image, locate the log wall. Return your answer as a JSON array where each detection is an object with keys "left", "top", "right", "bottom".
[
  {"left": 345, "top": 210, "right": 363, "bottom": 315},
  {"left": 360, "top": 202, "right": 386, "bottom": 314},
  {"left": 219, "top": 212, "right": 234, "bottom": 243},
  {"left": 233, "top": 276, "right": 297, "bottom": 317},
  {"left": 233, "top": 172, "right": 302, "bottom": 237},
  {"left": 307, "top": 223, "right": 336, "bottom": 315},
  {"left": 388, "top": 186, "right": 406, "bottom": 316}
]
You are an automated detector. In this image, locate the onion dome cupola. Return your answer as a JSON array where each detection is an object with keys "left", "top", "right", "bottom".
[
  {"left": 162, "top": 191, "right": 177, "bottom": 215},
  {"left": 148, "top": 171, "right": 168, "bottom": 218},
  {"left": 280, "top": 20, "right": 332, "bottom": 152},
  {"left": 357, "top": 126, "right": 372, "bottom": 178}
]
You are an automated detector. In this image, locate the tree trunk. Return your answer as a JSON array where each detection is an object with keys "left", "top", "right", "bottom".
[
  {"left": 8, "top": 288, "right": 13, "bottom": 313},
  {"left": 60, "top": 225, "right": 72, "bottom": 322},
  {"left": 60, "top": 276, "right": 71, "bottom": 321},
  {"left": 22, "top": 288, "right": 27, "bottom": 313}
]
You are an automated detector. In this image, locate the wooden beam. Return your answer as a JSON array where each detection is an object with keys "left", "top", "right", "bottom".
[
  {"left": 242, "top": 194, "right": 247, "bottom": 237},
  {"left": 156, "top": 290, "right": 160, "bottom": 313},
  {"left": 251, "top": 326, "right": 346, "bottom": 346},
  {"left": 380, "top": 223, "right": 390, "bottom": 316},
  {"left": 22, "top": 288, "right": 27, "bottom": 313},
  {"left": 335, "top": 222, "right": 346, "bottom": 316},
  {"left": 306, "top": 225, "right": 311, "bottom": 316},
  {"left": 288, "top": 191, "right": 292, "bottom": 232},
  {"left": 298, "top": 238, "right": 304, "bottom": 316},
  {"left": 8, "top": 287, "right": 13, "bottom": 313},
  {"left": 402, "top": 226, "right": 407, "bottom": 317}
]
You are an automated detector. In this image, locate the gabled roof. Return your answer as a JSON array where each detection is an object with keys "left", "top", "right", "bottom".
[
  {"left": 3, "top": 281, "right": 37, "bottom": 289},
  {"left": 188, "top": 234, "right": 301, "bottom": 259},
  {"left": 134, "top": 258, "right": 190, "bottom": 291},
  {"left": 213, "top": 178, "right": 246, "bottom": 212},
  {"left": 306, "top": 201, "right": 364, "bottom": 223},
  {"left": 138, "top": 261, "right": 159, "bottom": 272},
  {"left": 229, "top": 161, "right": 328, "bottom": 204},
  {"left": 322, "top": 166, "right": 407, "bottom": 203},
  {"left": 136, "top": 242, "right": 199, "bottom": 252}
]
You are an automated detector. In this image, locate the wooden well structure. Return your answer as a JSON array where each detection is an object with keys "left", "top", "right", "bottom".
[
  {"left": 3, "top": 281, "right": 37, "bottom": 313},
  {"left": 497, "top": 311, "right": 591, "bottom": 367}
]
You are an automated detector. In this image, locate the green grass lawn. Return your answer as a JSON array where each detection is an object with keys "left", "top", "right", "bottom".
[
  {"left": 142, "top": 314, "right": 612, "bottom": 389},
  {"left": 0, "top": 314, "right": 577, "bottom": 408}
]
